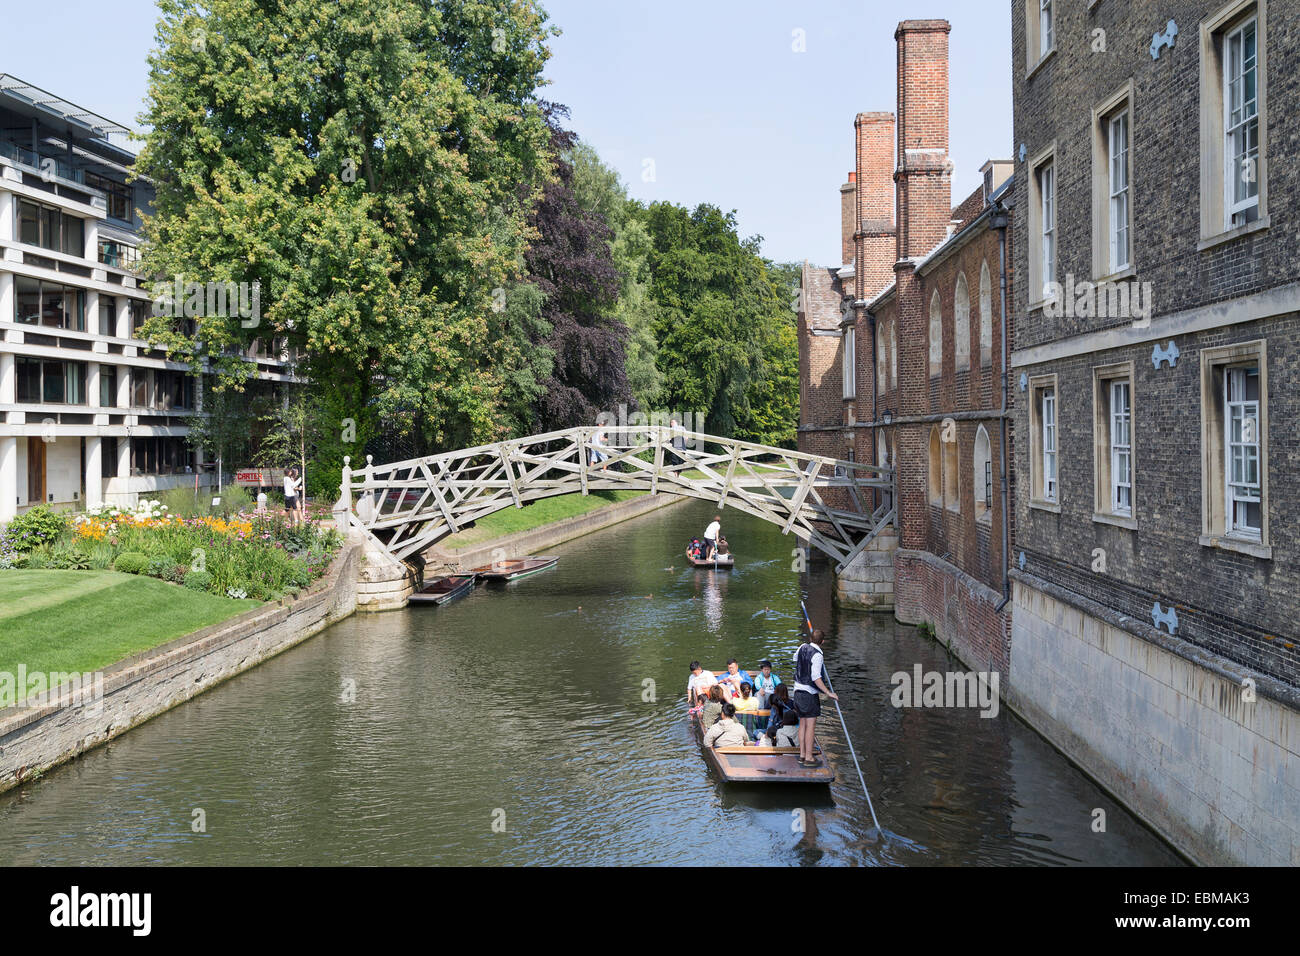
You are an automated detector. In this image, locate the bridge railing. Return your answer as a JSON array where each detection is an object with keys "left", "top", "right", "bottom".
[{"left": 334, "top": 426, "right": 896, "bottom": 569}]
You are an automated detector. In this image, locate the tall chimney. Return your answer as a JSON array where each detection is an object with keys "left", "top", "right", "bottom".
[
  {"left": 840, "top": 172, "right": 856, "bottom": 266},
  {"left": 854, "top": 112, "right": 896, "bottom": 301},
  {"left": 895, "top": 19, "right": 951, "bottom": 260}
]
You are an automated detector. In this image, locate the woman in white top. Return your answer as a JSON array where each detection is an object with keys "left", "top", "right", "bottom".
[{"left": 283, "top": 467, "right": 303, "bottom": 524}]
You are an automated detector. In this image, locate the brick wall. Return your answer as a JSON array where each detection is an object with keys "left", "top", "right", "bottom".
[{"left": 1011, "top": 0, "right": 1300, "bottom": 683}]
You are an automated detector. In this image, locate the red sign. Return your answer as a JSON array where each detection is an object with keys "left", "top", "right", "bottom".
[{"left": 233, "top": 468, "right": 284, "bottom": 487}]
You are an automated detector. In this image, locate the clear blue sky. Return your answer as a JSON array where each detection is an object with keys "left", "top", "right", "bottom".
[{"left": 2, "top": 0, "right": 1010, "bottom": 267}]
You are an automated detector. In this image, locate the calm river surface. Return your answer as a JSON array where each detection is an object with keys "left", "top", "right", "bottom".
[{"left": 0, "top": 500, "right": 1182, "bottom": 865}]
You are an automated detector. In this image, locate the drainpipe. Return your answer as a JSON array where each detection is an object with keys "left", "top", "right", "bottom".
[{"left": 990, "top": 202, "right": 1012, "bottom": 614}]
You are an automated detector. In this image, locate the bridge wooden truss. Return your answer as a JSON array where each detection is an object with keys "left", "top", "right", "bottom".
[{"left": 334, "top": 426, "right": 894, "bottom": 572}]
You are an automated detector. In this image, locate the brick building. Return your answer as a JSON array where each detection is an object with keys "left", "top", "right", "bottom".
[
  {"left": 796, "top": 20, "right": 1017, "bottom": 668},
  {"left": 1007, "top": 0, "right": 1299, "bottom": 864}
]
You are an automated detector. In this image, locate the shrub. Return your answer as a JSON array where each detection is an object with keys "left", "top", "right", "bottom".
[
  {"left": 114, "top": 551, "right": 148, "bottom": 574},
  {"left": 159, "top": 486, "right": 208, "bottom": 517},
  {"left": 183, "top": 569, "right": 213, "bottom": 592},
  {"left": 146, "top": 556, "right": 171, "bottom": 578},
  {"left": 163, "top": 564, "right": 188, "bottom": 584},
  {"left": 86, "top": 541, "right": 115, "bottom": 570},
  {"left": 5, "top": 506, "right": 69, "bottom": 551},
  {"left": 50, "top": 546, "right": 91, "bottom": 570},
  {"left": 0, "top": 529, "right": 19, "bottom": 570},
  {"left": 216, "top": 483, "right": 253, "bottom": 515}
]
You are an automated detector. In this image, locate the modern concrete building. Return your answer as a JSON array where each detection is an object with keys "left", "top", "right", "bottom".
[{"left": 0, "top": 75, "right": 295, "bottom": 518}]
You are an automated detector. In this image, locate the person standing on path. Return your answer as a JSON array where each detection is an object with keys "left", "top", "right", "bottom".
[
  {"left": 283, "top": 467, "right": 303, "bottom": 526},
  {"left": 792, "top": 628, "right": 837, "bottom": 768}
]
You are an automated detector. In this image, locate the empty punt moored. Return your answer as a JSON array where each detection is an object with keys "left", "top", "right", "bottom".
[
  {"left": 409, "top": 573, "right": 477, "bottom": 606},
  {"left": 469, "top": 556, "right": 558, "bottom": 581}
]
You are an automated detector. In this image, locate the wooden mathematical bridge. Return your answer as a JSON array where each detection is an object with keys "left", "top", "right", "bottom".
[{"left": 334, "top": 425, "right": 895, "bottom": 572}]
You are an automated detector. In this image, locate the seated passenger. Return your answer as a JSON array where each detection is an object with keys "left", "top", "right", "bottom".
[
  {"left": 774, "top": 710, "right": 800, "bottom": 748},
  {"left": 751, "top": 660, "right": 782, "bottom": 708},
  {"left": 687, "top": 661, "right": 717, "bottom": 705},
  {"left": 767, "top": 683, "right": 794, "bottom": 729},
  {"left": 718, "top": 659, "right": 751, "bottom": 697},
  {"left": 703, "top": 703, "right": 750, "bottom": 749},
  {"left": 700, "top": 685, "right": 726, "bottom": 730},
  {"left": 757, "top": 724, "right": 779, "bottom": 747},
  {"left": 733, "top": 681, "right": 759, "bottom": 713}
]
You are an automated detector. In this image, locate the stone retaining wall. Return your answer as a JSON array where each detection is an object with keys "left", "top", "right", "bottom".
[
  {"left": 834, "top": 527, "right": 898, "bottom": 609},
  {"left": 0, "top": 538, "right": 362, "bottom": 795},
  {"left": 1008, "top": 572, "right": 1300, "bottom": 866}
]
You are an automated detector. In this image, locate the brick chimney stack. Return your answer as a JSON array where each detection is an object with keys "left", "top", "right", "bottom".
[
  {"left": 894, "top": 19, "right": 951, "bottom": 260},
  {"left": 840, "top": 172, "right": 856, "bottom": 266},
  {"left": 854, "top": 112, "right": 896, "bottom": 301}
]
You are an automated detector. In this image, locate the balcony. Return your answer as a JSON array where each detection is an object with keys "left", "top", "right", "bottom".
[{"left": 0, "top": 139, "right": 85, "bottom": 185}]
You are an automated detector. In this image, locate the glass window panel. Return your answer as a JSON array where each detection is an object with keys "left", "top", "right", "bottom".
[
  {"left": 15, "top": 276, "right": 40, "bottom": 324},
  {"left": 16, "top": 357, "right": 41, "bottom": 402},
  {"left": 17, "top": 200, "right": 39, "bottom": 244},
  {"left": 62, "top": 214, "right": 83, "bottom": 257},
  {"left": 100, "top": 366, "right": 116, "bottom": 408},
  {"left": 42, "top": 361, "right": 65, "bottom": 403}
]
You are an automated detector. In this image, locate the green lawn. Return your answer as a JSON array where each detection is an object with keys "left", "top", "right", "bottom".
[
  {"left": 0, "top": 571, "right": 259, "bottom": 684},
  {"left": 438, "top": 462, "right": 790, "bottom": 549},
  {"left": 441, "top": 490, "right": 647, "bottom": 548}
]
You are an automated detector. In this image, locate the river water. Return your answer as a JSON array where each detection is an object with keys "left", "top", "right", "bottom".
[{"left": 0, "top": 500, "right": 1182, "bottom": 865}]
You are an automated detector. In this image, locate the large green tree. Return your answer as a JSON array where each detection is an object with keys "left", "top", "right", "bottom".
[
  {"left": 638, "top": 203, "right": 798, "bottom": 444},
  {"left": 137, "top": 0, "right": 557, "bottom": 462}
]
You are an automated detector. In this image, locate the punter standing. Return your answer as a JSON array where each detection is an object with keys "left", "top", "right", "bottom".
[
  {"left": 703, "top": 515, "right": 721, "bottom": 560},
  {"left": 792, "top": 628, "right": 836, "bottom": 767}
]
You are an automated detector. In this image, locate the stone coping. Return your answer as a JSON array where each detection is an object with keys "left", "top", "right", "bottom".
[
  {"left": 898, "top": 547, "right": 1005, "bottom": 607},
  {"left": 1010, "top": 568, "right": 1300, "bottom": 711},
  {"left": 0, "top": 538, "right": 362, "bottom": 738}
]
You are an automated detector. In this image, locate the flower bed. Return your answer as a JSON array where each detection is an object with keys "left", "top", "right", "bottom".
[{"left": 3, "top": 501, "right": 342, "bottom": 602}]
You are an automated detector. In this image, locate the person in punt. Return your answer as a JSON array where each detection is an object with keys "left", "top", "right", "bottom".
[
  {"left": 751, "top": 660, "right": 782, "bottom": 709},
  {"left": 700, "top": 685, "right": 726, "bottom": 730},
  {"left": 774, "top": 711, "right": 800, "bottom": 748},
  {"left": 703, "top": 703, "right": 751, "bottom": 749},
  {"left": 733, "top": 681, "right": 759, "bottom": 714},
  {"left": 792, "top": 629, "right": 837, "bottom": 768},
  {"left": 718, "top": 659, "right": 751, "bottom": 698},
  {"left": 766, "top": 683, "right": 795, "bottom": 731},
  {"left": 687, "top": 661, "right": 718, "bottom": 706}
]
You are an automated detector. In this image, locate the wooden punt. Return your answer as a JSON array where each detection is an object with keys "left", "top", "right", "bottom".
[
  {"left": 470, "top": 556, "right": 558, "bottom": 581},
  {"left": 410, "top": 573, "right": 476, "bottom": 606},
  {"left": 694, "top": 707, "right": 834, "bottom": 784},
  {"left": 685, "top": 549, "right": 735, "bottom": 568}
]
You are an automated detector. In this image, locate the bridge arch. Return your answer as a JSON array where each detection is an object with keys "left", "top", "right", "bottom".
[{"left": 335, "top": 426, "right": 894, "bottom": 571}]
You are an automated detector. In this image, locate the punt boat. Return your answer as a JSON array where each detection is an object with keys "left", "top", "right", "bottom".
[
  {"left": 685, "top": 539, "right": 735, "bottom": 568},
  {"left": 470, "top": 556, "right": 559, "bottom": 581},
  {"left": 694, "top": 697, "right": 834, "bottom": 785},
  {"left": 410, "top": 573, "right": 476, "bottom": 606}
]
